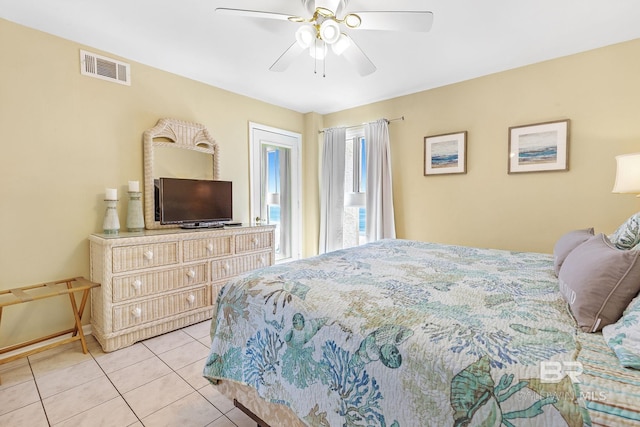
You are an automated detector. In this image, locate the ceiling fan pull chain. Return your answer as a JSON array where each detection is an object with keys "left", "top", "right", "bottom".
[
  {"left": 323, "top": 55, "right": 326, "bottom": 78},
  {"left": 314, "top": 38, "right": 318, "bottom": 75}
]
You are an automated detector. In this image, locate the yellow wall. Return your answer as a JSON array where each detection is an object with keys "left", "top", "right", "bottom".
[
  {"left": 324, "top": 38, "right": 640, "bottom": 253},
  {"left": 0, "top": 19, "right": 304, "bottom": 347}
]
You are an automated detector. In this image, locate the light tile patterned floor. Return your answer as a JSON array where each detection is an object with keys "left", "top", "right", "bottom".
[{"left": 0, "top": 321, "right": 256, "bottom": 427}]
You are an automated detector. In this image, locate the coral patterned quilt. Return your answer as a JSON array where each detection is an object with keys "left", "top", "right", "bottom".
[{"left": 203, "top": 239, "right": 590, "bottom": 426}]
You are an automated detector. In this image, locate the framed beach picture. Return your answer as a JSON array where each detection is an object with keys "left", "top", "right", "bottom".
[
  {"left": 424, "top": 131, "right": 467, "bottom": 176},
  {"left": 508, "top": 120, "right": 569, "bottom": 173}
]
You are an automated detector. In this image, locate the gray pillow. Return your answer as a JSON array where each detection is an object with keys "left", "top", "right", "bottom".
[
  {"left": 558, "top": 233, "right": 640, "bottom": 332},
  {"left": 553, "top": 228, "right": 594, "bottom": 276}
]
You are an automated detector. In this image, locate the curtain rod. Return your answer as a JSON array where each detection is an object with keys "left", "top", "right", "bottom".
[{"left": 318, "top": 116, "right": 404, "bottom": 134}]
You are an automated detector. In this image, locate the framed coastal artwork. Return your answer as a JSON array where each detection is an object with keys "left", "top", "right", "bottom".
[
  {"left": 424, "top": 131, "right": 467, "bottom": 176},
  {"left": 508, "top": 120, "right": 569, "bottom": 173}
]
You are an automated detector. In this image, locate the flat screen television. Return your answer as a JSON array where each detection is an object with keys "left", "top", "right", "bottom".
[{"left": 158, "top": 177, "right": 233, "bottom": 228}]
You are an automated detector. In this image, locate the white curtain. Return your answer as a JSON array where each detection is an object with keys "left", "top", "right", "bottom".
[
  {"left": 319, "top": 127, "right": 346, "bottom": 254},
  {"left": 279, "top": 147, "right": 291, "bottom": 258},
  {"left": 365, "top": 119, "right": 396, "bottom": 241},
  {"left": 260, "top": 145, "right": 269, "bottom": 223}
]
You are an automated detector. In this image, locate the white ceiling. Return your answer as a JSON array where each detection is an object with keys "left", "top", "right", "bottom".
[{"left": 1, "top": 0, "right": 639, "bottom": 114}]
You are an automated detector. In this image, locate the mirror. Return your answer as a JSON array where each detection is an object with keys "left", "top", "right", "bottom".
[{"left": 143, "top": 118, "right": 219, "bottom": 229}]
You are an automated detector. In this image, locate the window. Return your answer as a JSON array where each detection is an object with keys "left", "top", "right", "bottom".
[
  {"left": 267, "top": 148, "right": 280, "bottom": 226},
  {"left": 343, "top": 128, "right": 366, "bottom": 248}
]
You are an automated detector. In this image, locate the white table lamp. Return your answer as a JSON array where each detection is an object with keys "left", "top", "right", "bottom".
[{"left": 613, "top": 153, "right": 640, "bottom": 196}]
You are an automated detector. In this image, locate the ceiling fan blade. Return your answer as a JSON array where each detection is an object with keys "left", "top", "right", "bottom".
[
  {"left": 215, "top": 8, "right": 295, "bottom": 21},
  {"left": 340, "top": 36, "right": 376, "bottom": 76},
  {"left": 270, "top": 42, "right": 305, "bottom": 72},
  {"left": 351, "top": 11, "right": 434, "bottom": 32}
]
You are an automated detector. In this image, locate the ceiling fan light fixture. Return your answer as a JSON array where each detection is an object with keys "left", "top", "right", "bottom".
[
  {"left": 331, "top": 33, "right": 351, "bottom": 55},
  {"left": 295, "top": 25, "right": 316, "bottom": 49},
  {"left": 344, "top": 13, "right": 361, "bottom": 28},
  {"left": 319, "top": 19, "right": 340, "bottom": 44}
]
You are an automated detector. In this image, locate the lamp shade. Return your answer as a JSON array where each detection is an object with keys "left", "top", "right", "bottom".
[
  {"left": 295, "top": 25, "right": 315, "bottom": 49},
  {"left": 331, "top": 33, "right": 351, "bottom": 55},
  {"left": 309, "top": 40, "right": 328, "bottom": 59},
  {"left": 266, "top": 192, "right": 280, "bottom": 205},
  {"left": 344, "top": 192, "right": 366, "bottom": 208},
  {"left": 613, "top": 153, "right": 640, "bottom": 194},
  {"left": 320, "top": 19, "right": 340, "bottom": 44}
]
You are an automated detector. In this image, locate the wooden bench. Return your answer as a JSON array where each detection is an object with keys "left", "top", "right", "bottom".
[{"left": 0, "top": 277, "right": 100, "bottom": 383}]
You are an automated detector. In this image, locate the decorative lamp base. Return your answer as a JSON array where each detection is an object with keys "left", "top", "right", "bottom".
[
  {"left": 126, "top": 191, "right": 145, "bottom": 232},
  {"left": 103, "top": 199, "right": 120, "bottom": 235}
]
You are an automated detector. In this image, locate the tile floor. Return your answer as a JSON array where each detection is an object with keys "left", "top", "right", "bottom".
[{"left": 0, "top": 321, "right": 257, "bottom": 427}]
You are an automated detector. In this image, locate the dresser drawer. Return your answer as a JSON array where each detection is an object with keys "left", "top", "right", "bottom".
[
  {"left": 112, "top": 263, "right": 208, "bottom": 302},
  {"left": 112, "top": 242, "right": 179, "bottom": 273},
  {"left": 211, "top": 251, "right": 272, "bottom": 282},
  {"left": 183, "top": 236, "right": 233, "bottom": 262},
  {"left": 112, "top": 286, "right": 210, "bottom": 331},
  {"left": 235, "top": 232, "right": 273, "bottom": 254}
]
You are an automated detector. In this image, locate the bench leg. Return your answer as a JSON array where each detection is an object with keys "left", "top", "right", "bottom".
[{"left": 66, "top": 283, "right": 89, "bottom": 354}]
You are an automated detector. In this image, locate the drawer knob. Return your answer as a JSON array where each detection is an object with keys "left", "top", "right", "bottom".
[
  {"left": 259, "top": 256, "right": 265, "bottom": 266},
  {"left": 143, "top": 250, "right": 154, "bottom": 260},
  {"left": 186, "top": 294, "right": 195, "bottom": 304},
  {"left": 131, "top": 307, "right": 142, "bottom": 318},
  {"left": 251, "top": 237, "right": 259, "bottom": 246},
  {"left": 186, "top": 269, "right": 196, "bottom": 279},
  {"left": 132, "top": 279, "right": 142, "bottom": 291},
  {"left": 206, "top": 243, "right": 214, "bottom": 253},
  {"left": 223, "top": 262, "right": 230, "bottom": 271}
]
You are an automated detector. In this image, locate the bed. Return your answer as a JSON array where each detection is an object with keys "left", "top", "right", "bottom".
[{"left": 203, "top": 237, "right": 640, "bottom": 426}]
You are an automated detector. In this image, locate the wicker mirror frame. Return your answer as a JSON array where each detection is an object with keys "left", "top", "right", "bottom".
[{"left": 143, "top": 118, "right": 220, "bottom": 229}]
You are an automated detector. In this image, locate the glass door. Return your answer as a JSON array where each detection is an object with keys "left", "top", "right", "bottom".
[{"left": 249, "top": 123, "right": 301, "bottom": 262}]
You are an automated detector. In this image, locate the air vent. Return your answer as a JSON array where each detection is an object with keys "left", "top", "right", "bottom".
[{"left": 80, "top": 50, "right": 130, "bottom": 86}]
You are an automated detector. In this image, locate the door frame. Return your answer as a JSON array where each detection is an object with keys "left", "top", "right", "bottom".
[{"left": 249, "top": 122, "right": 302, "bottom": 261}]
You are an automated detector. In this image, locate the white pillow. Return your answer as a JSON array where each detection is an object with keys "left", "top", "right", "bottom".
[
  {"left": 610, "top": 212, "right": 640, "bottom": 250},
  {"left": 602, "top": 295, "right": 640, "bottom": 369}
]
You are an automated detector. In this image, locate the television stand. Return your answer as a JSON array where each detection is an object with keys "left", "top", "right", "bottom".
[{"left": 180, "top": 222, "right": 224, "bottom": 229}]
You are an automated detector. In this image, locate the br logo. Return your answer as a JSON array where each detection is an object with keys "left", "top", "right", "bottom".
[{"left": 539, "top": 361, "right": 584, "bottom": 383}]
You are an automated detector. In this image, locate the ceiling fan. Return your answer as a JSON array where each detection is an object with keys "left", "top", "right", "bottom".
[{"left": 216, "top": 0, "right": 433, "bottom": 76}]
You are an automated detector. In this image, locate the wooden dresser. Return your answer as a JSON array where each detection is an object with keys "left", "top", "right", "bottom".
[{"left": 89, "top": 225, "right": 275, "bottom": 352}]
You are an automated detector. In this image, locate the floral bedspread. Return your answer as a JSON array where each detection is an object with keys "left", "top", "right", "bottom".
[{"left": 203, "top": 239, "right": 590, "bottom": 426}]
